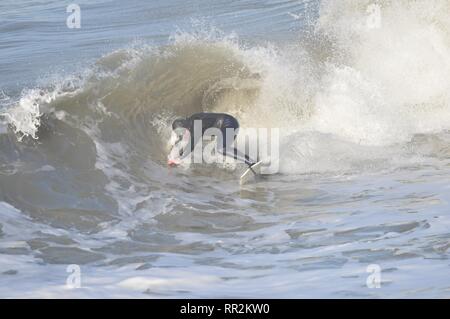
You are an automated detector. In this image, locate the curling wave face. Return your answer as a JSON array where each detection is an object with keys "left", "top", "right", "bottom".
[{"left": 2, "top": 0, "right": 450, "bottom": 174}]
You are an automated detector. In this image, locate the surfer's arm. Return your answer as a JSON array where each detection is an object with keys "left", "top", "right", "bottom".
[{"left": 173, "top": 133, "right": 198, "bottom": 160}]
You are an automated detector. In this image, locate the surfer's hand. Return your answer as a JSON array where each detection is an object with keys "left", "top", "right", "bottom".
[{"left": 168, "top": 159, "right": 180, "bottom": 167}]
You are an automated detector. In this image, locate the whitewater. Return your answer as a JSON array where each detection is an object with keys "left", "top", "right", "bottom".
[{"left": 0, "top": 0, "right": 450, "bottom": 298}]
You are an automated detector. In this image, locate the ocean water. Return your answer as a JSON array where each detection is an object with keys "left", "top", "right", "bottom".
[{"left": 1, "top": 0, "right": 450, "bottom": 298}]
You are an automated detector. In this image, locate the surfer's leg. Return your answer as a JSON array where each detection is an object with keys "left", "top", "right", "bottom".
[
  {"left": 218, "top": 129, "right": 256, "bottom": 166},
  {"left": 233, "top": 148, "right": 256, "bottom": 166},
  {"left": 217, "top": 147, "right": 254, "bottom": 166}
]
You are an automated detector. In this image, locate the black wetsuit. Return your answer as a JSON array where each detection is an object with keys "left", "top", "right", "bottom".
[{"left": 174, "top": 113, "right": 255, "bottom": 166}]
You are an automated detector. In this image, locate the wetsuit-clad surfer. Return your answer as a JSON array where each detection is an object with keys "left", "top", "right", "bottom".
[{"left": 168, "top": 113, "right": 256, "bottom": 167}]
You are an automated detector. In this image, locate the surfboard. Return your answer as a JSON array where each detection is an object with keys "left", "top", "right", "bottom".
[{"left": 240, "top": 160, "right": 263, "bottom": 185}]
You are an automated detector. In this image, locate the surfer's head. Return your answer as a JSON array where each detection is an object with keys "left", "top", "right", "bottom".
[
  {"left": 168, "top": 118, "right": 190, "bottom": 167},
  {"left": 172, "top": 118, "right": 188, "bottom": 130},
  {"left": 172, "top": 118, "right": 190, "bottom": 144}
]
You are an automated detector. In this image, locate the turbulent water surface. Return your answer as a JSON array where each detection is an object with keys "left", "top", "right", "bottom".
[{"left": 1, "top": 0, "right": 450, "bottom": 298}]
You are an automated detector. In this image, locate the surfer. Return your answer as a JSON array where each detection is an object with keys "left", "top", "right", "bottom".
[{"left": 168, "top": 113, "right": 257, "bottom": 167}]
